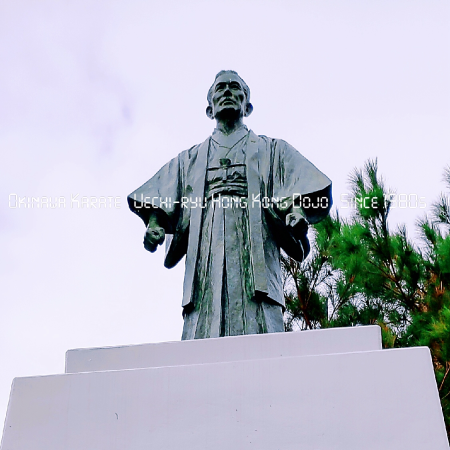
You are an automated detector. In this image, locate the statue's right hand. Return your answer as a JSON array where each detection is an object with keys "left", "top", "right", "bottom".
[{"left": 143, "top": 226, "right": 165, "bottom": 253}]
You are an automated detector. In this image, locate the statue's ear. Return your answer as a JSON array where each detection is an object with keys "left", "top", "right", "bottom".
[
  {"left": 206, "top": 106, "right": 214, "bottom": 119},
  {"left": 244, "top": 102, "right": 253, "bottom": 117}
]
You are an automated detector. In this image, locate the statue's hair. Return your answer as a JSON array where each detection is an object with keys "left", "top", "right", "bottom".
[{"left": 207, "top": 70, "right": 251, "bottom": 107}]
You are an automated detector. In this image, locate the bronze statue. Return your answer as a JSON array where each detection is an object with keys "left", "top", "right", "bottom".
[{"left": 128, "top": 70, "right": 332, "bottom": 340}]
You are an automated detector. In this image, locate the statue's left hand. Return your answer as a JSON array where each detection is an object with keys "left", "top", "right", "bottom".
[
  {"left": 286, "top": 212, "right": 308, "bottom": 233},
  {"left": 286, "top": 212, "right": 310, "bottom": 259}
]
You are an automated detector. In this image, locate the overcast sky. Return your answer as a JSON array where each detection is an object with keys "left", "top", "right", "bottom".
[{"left": 1, "top": 0, "right": 449, "bottom": 431}]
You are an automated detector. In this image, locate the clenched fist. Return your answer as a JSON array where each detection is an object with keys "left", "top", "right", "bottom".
[
  {"left": 143, "top": 215, "right": 165, "bottom": 253},
  {"left": 286, "top": 212, "right": 308, "bottom": 233}
]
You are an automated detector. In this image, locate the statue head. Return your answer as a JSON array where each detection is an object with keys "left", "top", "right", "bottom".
[{"left": 206, "top": 70, "right": 253, "bottom": 121}]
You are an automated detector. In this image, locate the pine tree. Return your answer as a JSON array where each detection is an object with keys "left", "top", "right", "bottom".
[
  {"left": 283, "top": 162, "right": 450, "bottom": 436},
  {"left": 403, "top": 165, "right": 450, "bottom": 434}
]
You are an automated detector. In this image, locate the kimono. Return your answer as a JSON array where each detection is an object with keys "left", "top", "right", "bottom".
[{"left": 128, "top": 126, "right": 332, "bottom": 340}]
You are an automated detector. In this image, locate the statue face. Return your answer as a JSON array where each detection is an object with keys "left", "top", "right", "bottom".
[{"left": 210, "top": 72, "right": 248, "bottom": 119}]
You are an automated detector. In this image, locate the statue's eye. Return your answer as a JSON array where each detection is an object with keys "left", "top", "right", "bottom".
[{"left": 230, "top": 82, "right": 241, "bottom": 90}]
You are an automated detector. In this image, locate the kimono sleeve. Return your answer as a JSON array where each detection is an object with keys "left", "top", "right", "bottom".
[
  {"left": 272, "top": 139, "right": 332, "bottom": 224},
  {"left": 127, "top": 154, "right": 184, "bottom": 234}
]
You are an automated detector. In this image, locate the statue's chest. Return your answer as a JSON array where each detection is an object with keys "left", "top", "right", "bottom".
[{"left": 206, "top": 140, "right": 248, "bottom": 198}]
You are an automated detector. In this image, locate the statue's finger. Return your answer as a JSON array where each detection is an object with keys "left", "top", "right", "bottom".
[{"left": 143, "top": 240, "right": 157, "bottom": 252}]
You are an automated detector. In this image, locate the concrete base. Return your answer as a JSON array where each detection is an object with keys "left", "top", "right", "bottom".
[
  {"left": 66, "top": 325, "right": 382, "bottom": 373},
  {"left": 2, "top": 329, "right": 449, "bottom": 450}
]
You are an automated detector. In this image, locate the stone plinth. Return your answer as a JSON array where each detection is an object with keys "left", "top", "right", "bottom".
[
  {"left": 1, "top": 328, "right": 449, "bottom": 450},
  {"left": 66, "top": 325, "right": 382, "bottom": 373}
]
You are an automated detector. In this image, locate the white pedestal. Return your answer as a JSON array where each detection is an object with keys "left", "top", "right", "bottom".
[
  {"left": 66, "top": 325, "right": 382, "bottom": 373},
  {"left": 2, "top": 327, "right": 449, "bottom": 450}
]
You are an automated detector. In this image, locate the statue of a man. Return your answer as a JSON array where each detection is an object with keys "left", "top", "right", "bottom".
[{"left": 128, "top": 70, "right": 332, "bottom": 340}]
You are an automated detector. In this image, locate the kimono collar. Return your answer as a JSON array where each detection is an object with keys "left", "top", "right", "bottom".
[{"left": 211, "top": 125, "right": 249, "bottom": 149}]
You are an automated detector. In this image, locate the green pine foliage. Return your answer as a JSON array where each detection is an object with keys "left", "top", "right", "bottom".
[{"left": 283, "top": 162, "right": 450, "bottom": 436}]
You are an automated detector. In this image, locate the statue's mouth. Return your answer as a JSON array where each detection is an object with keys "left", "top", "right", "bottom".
[{"left": 221, "top": 98, "right": 236, "bottom": 105}]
